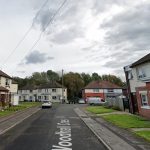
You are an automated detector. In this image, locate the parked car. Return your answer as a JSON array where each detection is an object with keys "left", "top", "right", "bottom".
[
  {"left": 87, "top": 97, "right": 105, "bottom": 105},
  {"left": 78, "top": 99, "right": 85, "bottom": 104},
  {"left": 42, "top": 100, "right": 52, "bottom": 108}
]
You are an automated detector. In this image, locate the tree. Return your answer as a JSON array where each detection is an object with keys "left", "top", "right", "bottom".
[
  {"left": 63, "top": 72, "right": 84, "bottom": 100},
  {"left": 101, "top": 74, "right": 125, "bottom": 87},
  {"left": 81, "top": 73, "right": 91, "bottom": 86},
  {"left": 92, "top": 72, "right": 101, "bottom": 81},
  {"left": 47, "top": 70, "right": 59, "bottom": 81},
  {"left": 30, "top": 72, "right": 47, "bottom": 85}
]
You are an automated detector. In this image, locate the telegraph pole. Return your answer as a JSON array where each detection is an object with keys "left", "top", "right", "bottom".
[{"left": 61, "top": 69, "right": 64, "bottom": 104}]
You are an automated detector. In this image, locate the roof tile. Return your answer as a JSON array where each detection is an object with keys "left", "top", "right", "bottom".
[{"left": 85, "top": 80, "right": 121, "bottom": 89}]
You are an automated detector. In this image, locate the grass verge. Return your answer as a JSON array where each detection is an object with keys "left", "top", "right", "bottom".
[
  {"left": 86, "top": 106, "right": 116, "bottom": 114},
  {"left": 0, "top": 102, "right": 41, "bottom": 117},
  {"left": 135, "top": 130, "right": 150, "bottom": 142},
  {"left": 102, "top": 114, "right": 150, "bottom": 128}
]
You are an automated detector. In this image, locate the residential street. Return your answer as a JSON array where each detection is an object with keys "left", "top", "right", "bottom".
[{"left": 0, "top": 104, "right": 107, "bottom": 150}]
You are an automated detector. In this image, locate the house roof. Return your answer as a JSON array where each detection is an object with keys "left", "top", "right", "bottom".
[
  {"left": 37, "top": 81, "right": 64, "bottom": 89},
  {"left": 0, "top": 70, "right": 12, "bottom": 79},
  {"left": 131, "top": 53, "right": 150, "bottom": 67},
  {"left": 84, "top": 80, "right": 122, "bottom": 89},
  {"left": 19, "top": 85, "right": 36, "bottom": 90},
  {"left": 0, "top": 86, "right": 9, "bottom": 92},
  {"left": 19, "top": 81, "right": 65, "bottom": 90}
]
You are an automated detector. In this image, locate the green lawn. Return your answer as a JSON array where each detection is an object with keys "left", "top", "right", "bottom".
[
  {"left": 86, "top": 106, "right": 116, "bottom": 114},
  {"left": 102, "top": 114, "right": 150, "bottom": 128},
  {"left": 0, "top": 102, "right": 41, "bottom": 117},
  {"left": 135, "top": 130, "right": 150, "bottom": 142}
]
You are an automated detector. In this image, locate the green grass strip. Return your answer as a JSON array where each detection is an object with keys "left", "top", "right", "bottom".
[
  {"left": 86, "top": 106, "right": 116, "bottom": 114},
  {"left": 102, "top": 114, "right": 150, "bottom": 128},
  {"left": 135, "top": 130, "right": 150, "bottom": 142}
]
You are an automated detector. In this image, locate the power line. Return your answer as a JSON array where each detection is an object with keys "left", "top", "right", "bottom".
[
  {"left": 2, "top": 0, "right": 50, "bottom": 67},
  {"left": 11, "top": 0, "right": 68, "bottom": 76}
]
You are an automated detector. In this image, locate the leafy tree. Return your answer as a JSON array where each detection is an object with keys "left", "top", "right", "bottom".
[
  {"left": 101, "top": 74, "right": 125, "bottom": 87},
  {"left": 92, "top": 72, "right": 101, "bottom": 81},
  {"left": 63, "top": 72, "right": 84, "bottom": 100},
  {"left": 81, "top": 73, "right": 91, "bottom": 86},
  {"left": 47, "top": 70, "right": 60, "bottom": 81}
]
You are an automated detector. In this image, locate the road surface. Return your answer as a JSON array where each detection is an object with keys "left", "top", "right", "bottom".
[{"left": 0, "top": 104, "right": 107, "bottom": 150}]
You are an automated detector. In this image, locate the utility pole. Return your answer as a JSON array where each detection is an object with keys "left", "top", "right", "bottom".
[{"left": 61, "top": 69, "right": 64, "bottom": 104}]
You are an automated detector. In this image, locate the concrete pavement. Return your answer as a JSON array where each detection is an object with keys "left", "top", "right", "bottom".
[{"left": 74, "top": 107, "right": 150, "bottom": 150}]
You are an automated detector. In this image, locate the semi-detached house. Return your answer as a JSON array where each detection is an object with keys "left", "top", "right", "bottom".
[
  {"left": 124, "top": 53, "right": 150, "bottom": 119},
  {"left": 0, "top": 70, "right": 18, "bottom": 106},
  {"left": 82, "top": 80, "right": 123, "bottom": 101},
  {"left": 18, "top": 81, "right": 67, "bottom": 103}
]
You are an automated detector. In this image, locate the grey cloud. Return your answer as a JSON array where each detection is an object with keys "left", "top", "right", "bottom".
[
  {"left": 50, "top": 25, "right": 84, "bottom": 44},
  {"left": 100, "top": 2, "right": 150, "bottom": 51},
  {"left": 102, "top": 50, "right": 149, "bottom": 69},
  {"left": 25, "top": 50, "right": 54, "bottom": 64},
  {"left": 33, "top": 9, "right": 55, "bottom": 31},
  {"left": 32, "top": 0, "right": 87, "bottom": 44}
]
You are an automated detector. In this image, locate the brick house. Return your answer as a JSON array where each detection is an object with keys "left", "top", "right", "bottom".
[
  {"left": 82, "top": 80, "right": 123, "bottom": 102},
  {"left": 124, "top": 53, "right": 150, "bottom": 119}
]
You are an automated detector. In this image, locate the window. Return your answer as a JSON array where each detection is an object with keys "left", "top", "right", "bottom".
[
  {"left": 107, "top": 89, "right": 114, "bottom": 93},
  {"left": 5, "top": 78, "right": 10, "bottom": 86},
  {"left": 93, "top": 89, "right": 99, "bottom": 93},
  {"left": 52, "top": 89, "right": 56, "bottom": 92},
  {"left": 45, "top": 89, "right": 48, "bottom": 92},
  {"left": 128, "top": 70, "right": 133, "bottom": 79},
  {"left": 141, "top": 94, "right": 148, "bottom": 106},
  {"left": 44, "top": 96, "right": 49, "bottom": 100},
  {"left": 30, "top": 90, "right": 32, "bottom": 93},
  {"left": 137, "top": 68, "right": 146, "bottom": 79},
  {"left": 52, "top": 96, "right": 57, "bottom": 100}
]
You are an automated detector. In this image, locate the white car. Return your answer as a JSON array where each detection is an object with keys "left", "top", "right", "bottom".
[
  {"left": 78, "top": 99, "right": 86, "bottom": 104},
  {"left": 42, "top": 100, "right": 52, "bottom": 108}
]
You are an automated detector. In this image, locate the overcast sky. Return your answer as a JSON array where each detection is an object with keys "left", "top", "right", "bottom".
[{"left": 0, "top": 0, "right": 149, "bottom": 80}]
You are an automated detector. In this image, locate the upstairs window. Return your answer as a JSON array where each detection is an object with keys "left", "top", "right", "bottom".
[
  {"left": 128, "top": 70, "right": 133, "bottom": 79},
  {"left": 5, "top": 78, "right": 10, "bottom": 86},
  {"left": 52, "top": 89, "right": 56, "bottom": 92},
  {"left": 137, "top": 68, "right": 146, "bottom": 79},
  {"left": 45, "top": 89, "right": 48, "bottom": 92},
  {"left": 107, "top": 89, "right": 114, "bottom": 93},
  {"left": 93, "top": 89, "right": 99, "bottom": 93}
]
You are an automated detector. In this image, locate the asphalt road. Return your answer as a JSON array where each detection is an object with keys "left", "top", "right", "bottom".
[{"left": 0, "top": 104, "right": 107, "bottom": 150}]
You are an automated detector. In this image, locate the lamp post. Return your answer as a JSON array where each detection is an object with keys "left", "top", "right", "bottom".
[{"left": 61, "top": 69, "right": 64, "bottom": 104}]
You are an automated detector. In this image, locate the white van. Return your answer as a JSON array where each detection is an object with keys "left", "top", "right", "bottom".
[{"left": 87, "top": 97, "right": 105, "bottom": 105}]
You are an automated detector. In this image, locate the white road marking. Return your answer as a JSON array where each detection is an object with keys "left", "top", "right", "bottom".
[{"left": 52, "top": 119, "right": 72, "bottom": 150}]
